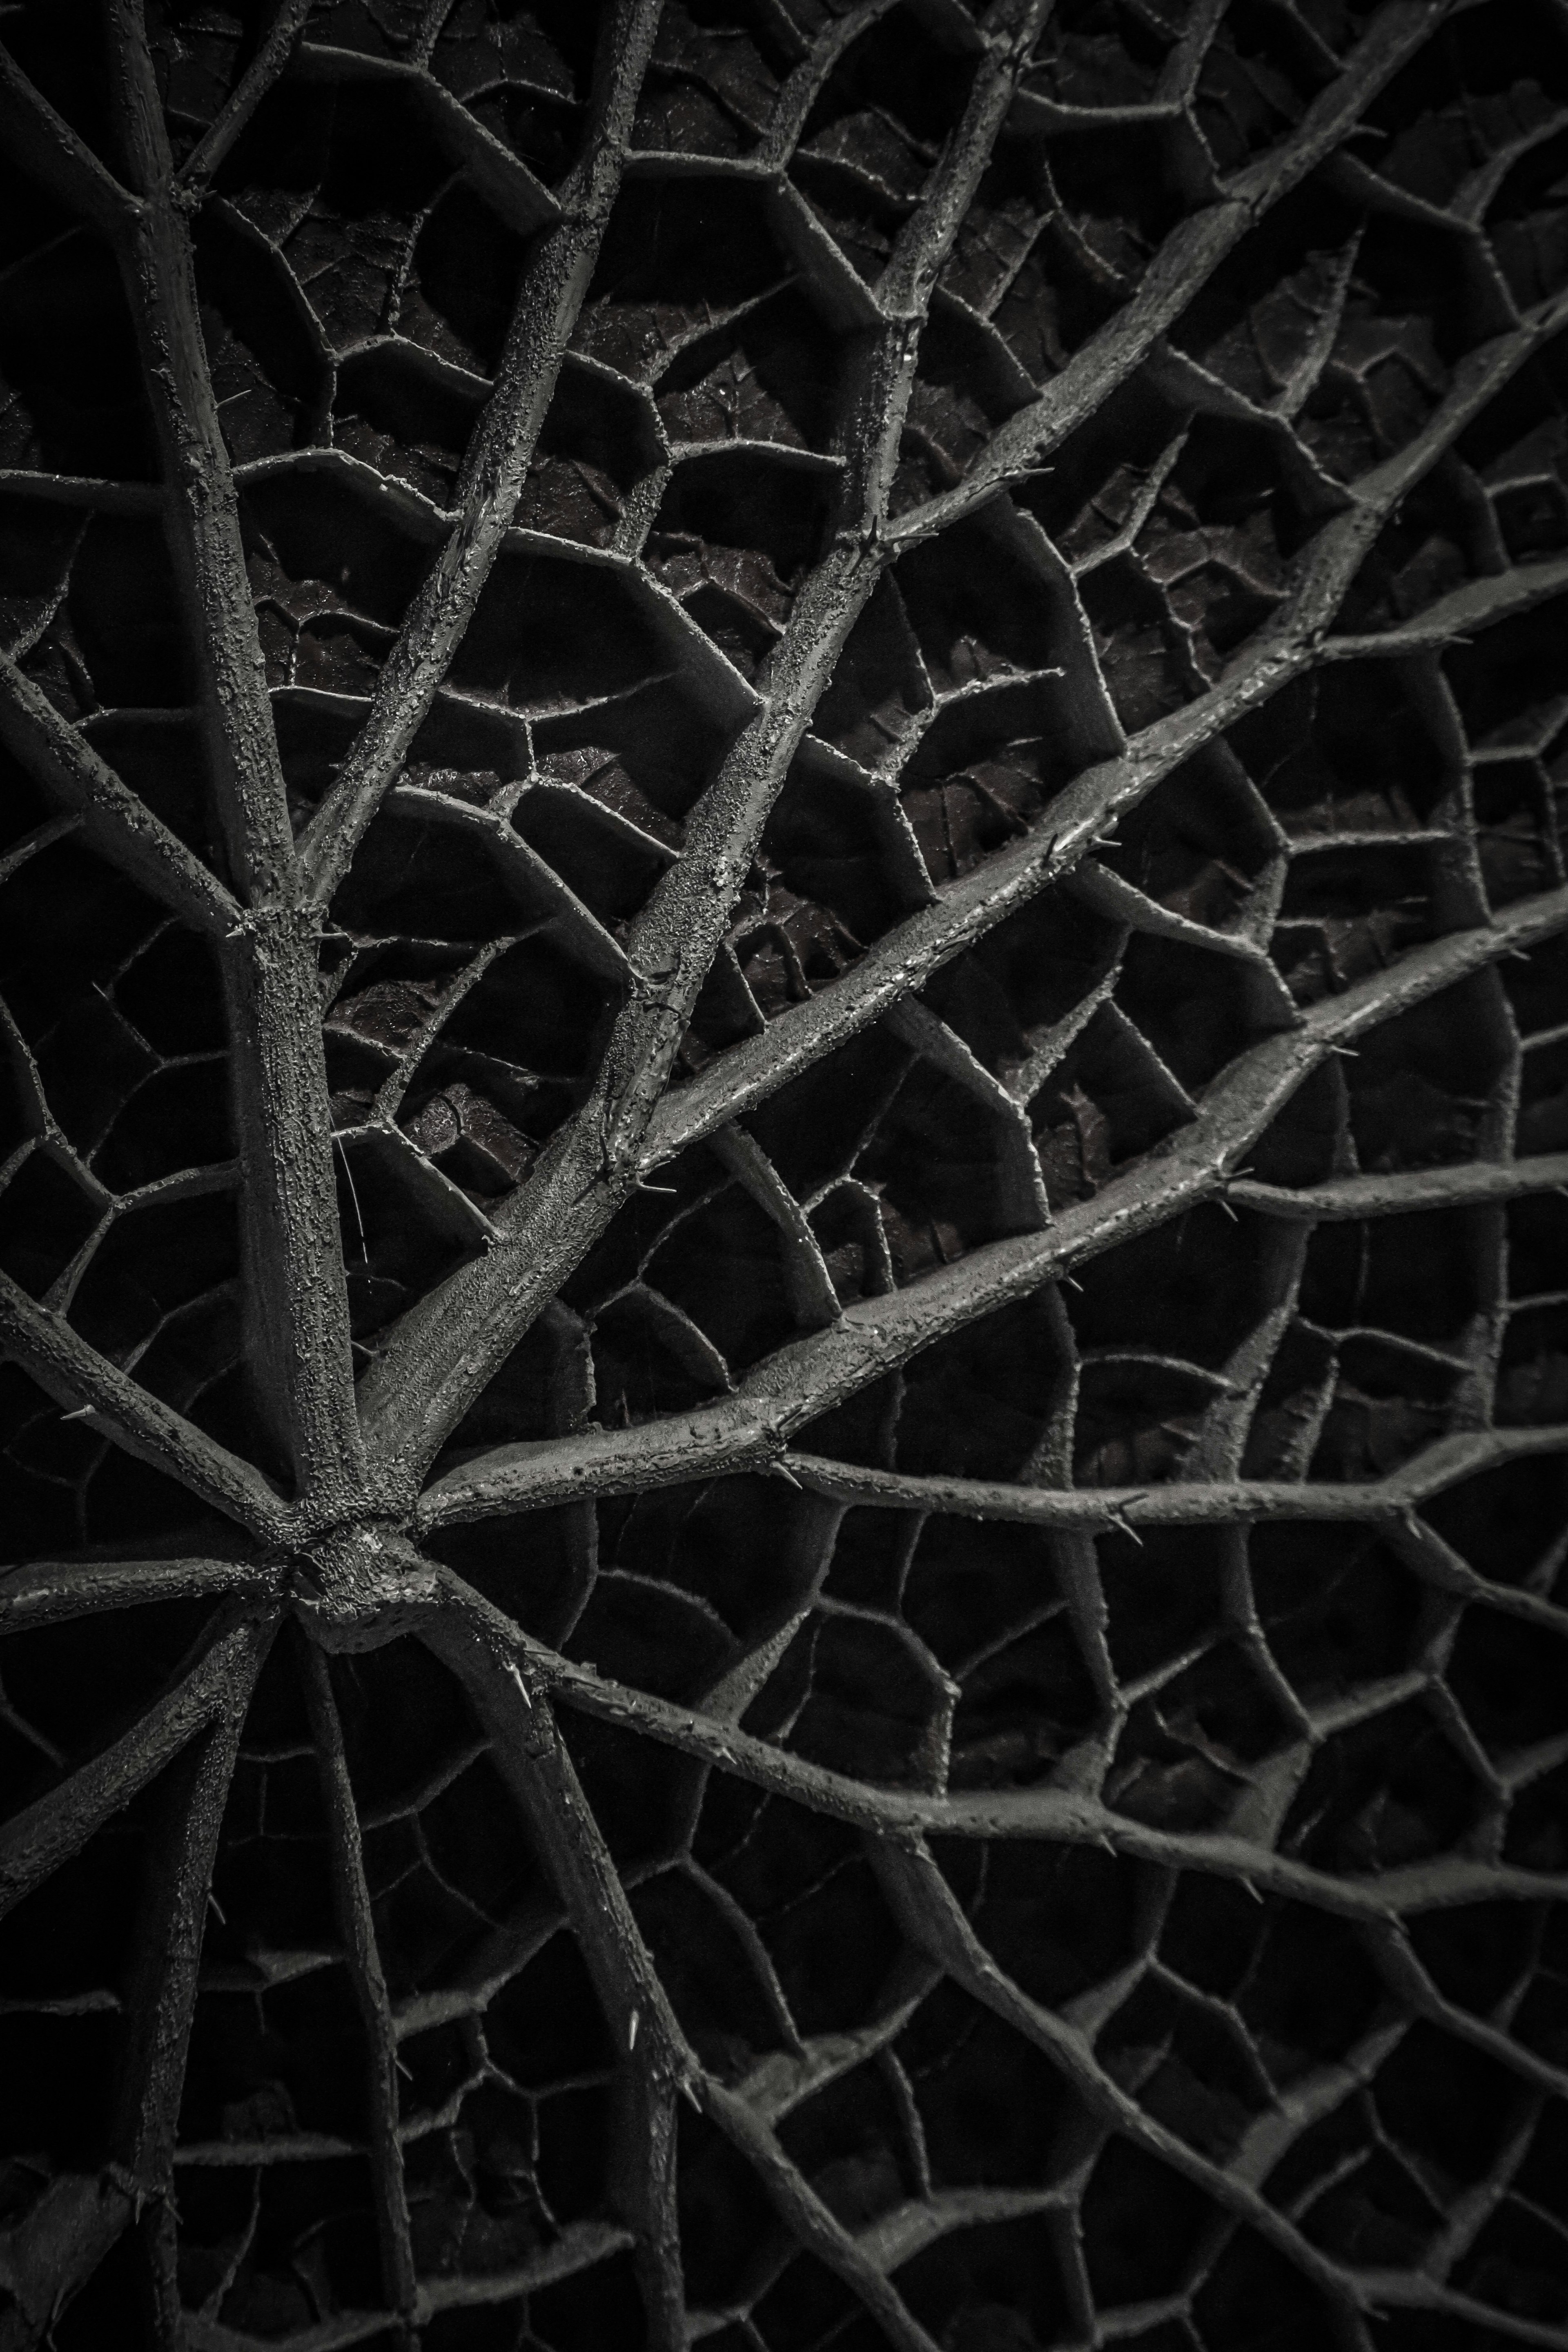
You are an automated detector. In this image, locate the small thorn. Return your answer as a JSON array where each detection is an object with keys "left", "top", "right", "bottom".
[
  {"left": 60, "top": 1404, "right": 98, "bottom": 1422},
  {"left": 681, "top": 2076, "right": 702, "bottom": 2111},
  {"left": 506, "top": 1660, "right": 533, "bottom": 1709},
  {"left": 395, "top": 2055, "right": 413, "bottom": 2080},
  {"left": 207, "top": 1890, "right": 227, "bottom": 1924},
  {"left": 636, "top": 1178, "right": 677, "bottom": 1194},
  {"left": 628, "top": 2009, "right": 639, "bottom": 2051},
  {"left": 768, "top": 1458, "right": 802, "bottom": 1488}
]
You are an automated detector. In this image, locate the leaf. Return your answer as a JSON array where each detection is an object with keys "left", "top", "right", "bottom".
[{"left": 1, "top": 0, "right": 1568, "bottom": 2345}]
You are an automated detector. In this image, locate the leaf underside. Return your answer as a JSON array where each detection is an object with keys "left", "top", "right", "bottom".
[{"left": 1, "top": 0, "right": 1567, "bottom": 2347}]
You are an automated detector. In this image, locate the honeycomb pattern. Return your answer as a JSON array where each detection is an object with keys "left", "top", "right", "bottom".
[{"left": 2, "top": 0, "right": 1567, "bottom": 2347}]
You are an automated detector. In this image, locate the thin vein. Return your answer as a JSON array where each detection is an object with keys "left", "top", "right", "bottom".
[
  {"left": 0, "top": 1608, "right": 272, "bottom": 1918},
  {"left": 418, "top": 885, "right": 1568, "bottom": 1525},
  {"left": 421, "top": 1570, "right": 1568, "bottom": 1926},
  {"left": 178, "top": 0, "right": 317, "bottom": 187},
  {"left": 0, "top": 41, "right": 142, "bottom": 236},
  {"left": 357, "top": 0, "right": 1062, "bottom": 1479},
  {"left": 0, "top": 655, "right": 238, "bottom": 937},
  {"left": 885, "top": 0, "right": 1470, "bottom": 547},
  {"left": 0, "top": 1267, "right": 290, "bottom": 1540},
  {"left": 296, "top": 0, "right": 667, "bottom": 906},
  {"left": 644, "top": 285, "right": 1568, "bottom": 1169},
  {"left": 301, "top": 1642, "right": 420, "bottom": 2321}
]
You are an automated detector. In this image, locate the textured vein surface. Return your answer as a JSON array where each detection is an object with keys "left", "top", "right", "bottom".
[{"left": 2, "top": 1, "right": 1568, "bottom": 2347}]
